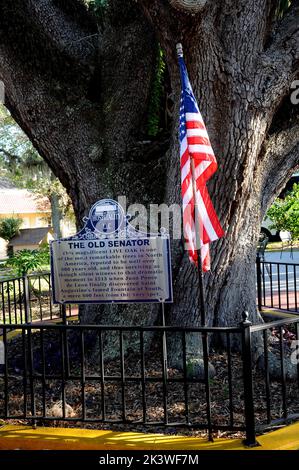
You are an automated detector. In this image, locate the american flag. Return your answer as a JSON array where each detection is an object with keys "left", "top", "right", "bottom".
[{"left": 178, "top": 48, "right": 224, "bottom": 271}]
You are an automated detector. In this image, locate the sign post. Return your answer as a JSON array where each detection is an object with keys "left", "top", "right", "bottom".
[{"left": 50, "top": 198, "right": 172, "bottom": 398}]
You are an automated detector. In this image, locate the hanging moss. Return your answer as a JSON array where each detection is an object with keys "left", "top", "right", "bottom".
[{"left": 147, "top": 47, "right": 166, "bottom": 138}]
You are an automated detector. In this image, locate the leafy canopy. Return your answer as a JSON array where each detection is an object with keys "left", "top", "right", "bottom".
[
  {"left": 267, "top": 183, "right": 299, "bottom": 239},
  {"left": 0, "top": 105, "right": 74, "bottom": 222}
]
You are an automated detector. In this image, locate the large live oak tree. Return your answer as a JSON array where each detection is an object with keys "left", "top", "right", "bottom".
[{"left": 0, "top": 0, "right": 298, "bottom": 359}]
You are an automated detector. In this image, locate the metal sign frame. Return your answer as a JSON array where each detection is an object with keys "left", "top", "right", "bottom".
[{"left": 50, "top": 199, "right": 173, "bottom": 305}]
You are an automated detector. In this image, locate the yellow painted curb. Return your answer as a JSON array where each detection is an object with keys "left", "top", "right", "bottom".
[
  {"left": 0, "top": 422, "right": 299, "bottom": 450},
  {"left": 261, "top": 309, "right": 295, "bottom": 319}
]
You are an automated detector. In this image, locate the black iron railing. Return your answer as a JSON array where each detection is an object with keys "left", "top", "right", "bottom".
[
  {"left": 256, "top": 254, "right": 299, "bottom": 313},
  {"left": 5, "top": 259, "right": 299, "bottom": 324},
  {"left": 1, "top": 315, "right": 299, "bottom": 446},
  {"left": 249, "top": 316, "right": 299, "bottom": 433},
  {"left": 0, "top": 267, "right": 299, "bottom": 445},
  {"left": 0, "top": 276, "right": 27, "bottom": 324},
  {"left": 0, "top": 322, "right": 246, "bottom": 438},
  {"left": 0, "top": 273, "right": 76, "bottom": 326}
]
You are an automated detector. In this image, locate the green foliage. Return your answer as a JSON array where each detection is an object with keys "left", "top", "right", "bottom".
[
  {"left": 91, "top": 0, "right": 109, "bottom": 7},
  {"left": 267, "top": 183, "right": 299, "bottom": 239},
  {"left": 6, "top": 247, "right": 50, "bottom": 276},
  {"left": 0, "top": 217, "right": 22, "bottom": 241},
  {"left": 0, "top": 105, "right": 43, "bottom": 180},
  {"left": 0, "top": 104, "right": 75, "bottom": 226},
  {"left": 147, "top": 48, "right": 166, "bottom": 137},
  {"left": 86, "top": 0, "right": 109, "bottom": 15},
  {"left": 276, "top": 0, "right": 291, "bottom": 18}
]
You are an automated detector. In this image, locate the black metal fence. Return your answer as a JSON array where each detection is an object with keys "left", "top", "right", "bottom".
[
  {"left": 256, "top": 254, "right": 299, "bottom": 313},
  {"left": 1, "top": 314, "right": 299, "bottom": 446},
  {"left": 0, "top": 322, "right": 246, "bottom": 439},
  {"left": 0, "top": 273, "right": 76, "bottom": 326},
  {"left": 0, "top": 267, "right": 299, "bottom": 445},
  {"left": 250, "top": 316, "right": 299, "bottom": 434},
  {"left": 4, "top": 258, "right": 299, "bottom": 325}
]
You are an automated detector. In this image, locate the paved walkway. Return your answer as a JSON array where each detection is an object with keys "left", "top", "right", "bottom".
[
  {"left": 0, "top": 423, "right": 299, "bottom": 450},
  {"left": 261, "top": 250, "right": 299, "bottom": 312},
  {"left": 265, "top": 250, "right": 299, "bottom": 264}
]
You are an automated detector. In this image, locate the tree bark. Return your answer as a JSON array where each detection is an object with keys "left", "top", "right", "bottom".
[{"left": 0, "top": 0, "right": 298, "bottom": 362}]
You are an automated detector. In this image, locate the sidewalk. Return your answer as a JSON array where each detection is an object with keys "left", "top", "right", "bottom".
[
  {"left": 260, "top": 249, "right": 299, "bottom": 313},
  {"left": 265, "top": 249, "right": 299, "bottom": 264}
]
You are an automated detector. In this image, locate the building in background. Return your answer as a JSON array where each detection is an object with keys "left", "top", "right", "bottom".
[
  {"left": 0, "top": 178, "right": 76, "bottom": 257},
  {"left": 0, "top": 176, "right": 51, "bottom": 228},
  {"left": 0, "top": 178, "right": 51, "bottom": 257},
  {"left": 8, "top": 227, "right": 53, "bottom": 254},
  {"left": 0, "top": 188, "right": 51, "bottom": 228}
]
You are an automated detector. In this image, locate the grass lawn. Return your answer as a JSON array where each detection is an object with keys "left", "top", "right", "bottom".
[{"left": 266, "top": 241, "right": 299, "bottom": 252}]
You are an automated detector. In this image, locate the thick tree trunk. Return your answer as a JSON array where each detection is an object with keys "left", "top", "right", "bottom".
[
  {"left": 0, "top": 0, "right": 298, "bottom": 363},
  {"left": 142, "top": 0, "right": 298, "bottom": 362}
]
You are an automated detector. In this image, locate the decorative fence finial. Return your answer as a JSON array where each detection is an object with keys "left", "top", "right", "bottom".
[{"left": 242, "top": 311, "right": 251, "bottom": 324}]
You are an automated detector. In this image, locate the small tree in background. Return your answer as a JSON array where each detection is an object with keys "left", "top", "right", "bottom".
[
  {"left": 0, "top": 217, "right": 22, "bottom": 242},
  {"left": 267, "top": 184, "right": 299, "bottom": 239},
  {"left": 0, "top": 105, "right": 75, "bottom": 238},
  {"left": 6, "top": 247, "right": 50, "bottom": 276}
]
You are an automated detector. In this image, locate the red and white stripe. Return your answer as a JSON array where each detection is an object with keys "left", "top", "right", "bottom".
[{"left": 181, "top": 111, "right": 224, "bottom": 271}]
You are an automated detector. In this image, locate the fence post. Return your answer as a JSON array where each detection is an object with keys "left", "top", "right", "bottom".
[
  {"left": 61, "top": 303, "right": 67, "bottom": 325},
  {"left": 240, "top": 311, "right": 259, "bottom": 447},
  {"left": 256, "top": 253, "right": 262, "bottom": 312},
  {"left": 23, "top": 274, "right": 31, "bottom": 324}
]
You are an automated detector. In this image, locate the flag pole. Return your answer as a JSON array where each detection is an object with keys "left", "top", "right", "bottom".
[
  {"left": 191, "top": 158, "right": 207, "bottom": 327},
  {"left": 176, "top": 42, "right": 207, "bottom": 327}
]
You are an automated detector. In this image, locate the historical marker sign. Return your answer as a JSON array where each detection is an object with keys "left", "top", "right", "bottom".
[{"left": 50, "top": 199, "right": 173, "bottom": 304}]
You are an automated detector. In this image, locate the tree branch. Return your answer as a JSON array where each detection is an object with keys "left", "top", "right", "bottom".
[
  {"left": 0, "top": 0, "right": 157, "bottom": 215},
  {"left": 0, "top": 148, "right": 20, "bottom": 163},
  {"left": 0, "top": 0, "right": 98, "bottom": 70},
  {"left": 259, "top": 0, "right": 299, "bottom": 109},
  {"left": 27, "top": 0, "right": 98, "bottom": 65}
]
